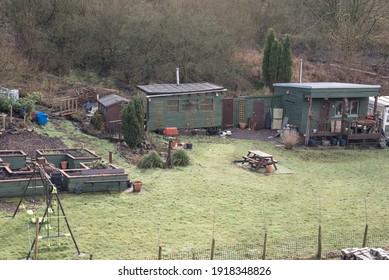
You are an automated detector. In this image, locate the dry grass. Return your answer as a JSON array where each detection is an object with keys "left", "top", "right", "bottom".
[{"left": 280, "top": 129, "right": 301, "bottom": 149}]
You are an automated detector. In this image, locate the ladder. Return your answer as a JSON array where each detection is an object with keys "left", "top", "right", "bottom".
[{"left": 239, "top": 100, "right": 245, "bottom": 123}]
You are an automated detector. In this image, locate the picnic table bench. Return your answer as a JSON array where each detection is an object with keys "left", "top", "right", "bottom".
[{"left": 242, "top": 150, "right": 278, "bottom": 170}]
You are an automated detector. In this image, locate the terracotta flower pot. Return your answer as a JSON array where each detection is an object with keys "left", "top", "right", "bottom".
[
  {"left": 37, "top": 157, "right": 46, "bottom": 165},
  {"left": 132, "top": 181, "right": 143, "bottom": 192},
  {"left": 239, "top": 122, "right": 246, "bottom": 129},
  {"left": 60, "top": 161, "right": 68, "bottom": 169}
]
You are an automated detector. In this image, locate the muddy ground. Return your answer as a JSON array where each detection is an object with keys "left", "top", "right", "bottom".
[{"left": 0, "top": 130, "right": 67, "bottom": 159}]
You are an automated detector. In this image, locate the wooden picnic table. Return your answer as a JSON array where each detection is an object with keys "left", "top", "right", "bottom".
[{"left": 242, "top": 150, "right": 278, "bottom": 170}]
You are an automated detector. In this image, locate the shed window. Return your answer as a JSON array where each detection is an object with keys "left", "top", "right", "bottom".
[
  {"left": 349, "top": 100, "right": 359, "bottom": 115},
  {"left": 200, "top": 99, "right": 213, "bottom": 111},
  {"left": 167, "top": 100, "right": 179, "bottom": 112},
  {"left": 335, "top": 101, "right": 343, "bottom": 116},
  {"left": 182, "top": 100, "right": 197, "bottom": 112}
]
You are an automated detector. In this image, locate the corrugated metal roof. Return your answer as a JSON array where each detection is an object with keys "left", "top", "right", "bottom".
[
  {"left": 136, "top": 82, "right": 226, "bottom": 95},
  {"left": 370, "top": 96, "right": 389, "bottom": 107},
  {"left": 97, "top": 94, "right": 129, "bottom": 107},
  {"left": 273, "top": 82, "right": 381, "bottom": 89}
]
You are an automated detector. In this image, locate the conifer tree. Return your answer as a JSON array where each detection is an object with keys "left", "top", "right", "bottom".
[
  {"left": 121, "top": 96, "right": 144, "bottom": 148},
  {"left": 268, "top": 39, "right": 281, "bottom": 89},
  {"left": 262, "top": 28, "right": 276, "bottom": 88},
  {"left": 262, "top": 29, "right": 293, "bottom": 89},
  {"left": 279, "top": 35, "right": 292, "bottom": 83}
]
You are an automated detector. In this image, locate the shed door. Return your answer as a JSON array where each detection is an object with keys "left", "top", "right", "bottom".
[
  {"left": 318, "top": 100, "right": 330, "bottom": 131},
  {"left": 222, "top": 98, "right": 234, "bottom": 128},
  {"left": 253, "top": 100, "right": 265, "bottom": 129}
]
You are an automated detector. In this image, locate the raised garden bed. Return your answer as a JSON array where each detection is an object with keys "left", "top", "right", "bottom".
[
  {"left": 0, "top": 165, "right": 44, "bottom": 198},
  {"left": 60, "top": 168, "right": 129, "bottom": 193},
  {"left": 36, "top": 148, "right": 101, "bottom": 169},
  {"left": 0, "top": 150, "right": 27, "bottom": 170}
]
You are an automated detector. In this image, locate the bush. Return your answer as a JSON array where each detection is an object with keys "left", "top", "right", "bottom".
[
  {"left": 14, "top": 97, "right": 36, "bottom": 115},
  {"left": 0, "top": 96, "right": 12, "bottom": 112},
  {"left": 280, "top": 129, "right": 300, "bottom": 149},
  {"left": 138, "top": 151, "right": 165, "bottom": 169},
  {"left": 121, "top": 96, "right": 144, "bottom": 148},
  {"left": 90, "top": 110, "right": 106, "bottom": 131},
  {"left": 172, "top": 150, "right": 190, "bottom": 167}
]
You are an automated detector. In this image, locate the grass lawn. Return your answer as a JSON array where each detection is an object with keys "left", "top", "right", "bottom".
[{"left": 0, "top": 120, "right": 388, "bottom": 259}]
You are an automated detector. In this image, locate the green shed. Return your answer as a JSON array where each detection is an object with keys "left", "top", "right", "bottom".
[
  {"left": 222, "top": 95, "right": 281, "bottom": 130},
  {"left": 273, "top": 82, "right": 381, "bottom": 145},
  {"left": 136, "top": 82, "right": 227, "bottom": 131}
]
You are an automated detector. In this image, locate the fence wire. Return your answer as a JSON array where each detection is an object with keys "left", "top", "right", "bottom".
[{"left": 149, "top": 228, "right": 388, "bottom": 260}]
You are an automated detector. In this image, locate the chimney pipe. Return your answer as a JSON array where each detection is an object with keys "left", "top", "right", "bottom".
[
  {"left": 299, "top": 59, "right": 303, "bottom": 83},
  {"left": 176, "top": 68, "right": 180, "bottom": 85}
]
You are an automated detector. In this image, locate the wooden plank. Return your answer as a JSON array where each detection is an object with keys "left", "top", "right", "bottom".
[
  {"left": 248, "top": 150, "right": 273, "bottom": 157},
  {"left": 84, "top": 179, "right": 129, "bottom": 184},
  {"left": 347, "top": 133, "right": 380, "bottom": 140},
  {"left": 81, "top": 168, "right": 125, "bottom": 175}
]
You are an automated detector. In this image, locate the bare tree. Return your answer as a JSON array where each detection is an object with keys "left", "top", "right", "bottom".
[{"left": 303, "top": 0, "right": 388, "bottom": 64}]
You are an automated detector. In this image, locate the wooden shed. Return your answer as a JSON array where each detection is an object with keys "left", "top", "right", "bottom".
[
  {"left": 136, "top": 82, "right": 227, "bottom": 131},
  {"left": 97, "top": 94, "right": 129, "bottom": 133},
  {"left": 273, "top": 82, "right": 381, "bottom": 146}
]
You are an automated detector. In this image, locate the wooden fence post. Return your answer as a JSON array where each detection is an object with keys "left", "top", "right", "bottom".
[
  {"left": 109, "top": 151, "right": 113, "bottom": 163},
  {"left": 317, "top": 224, "right": 322, "bottom": 260},
  {"left": 158, "top": 246, "right": 162, "bottom": 260},
  {"left": 210, "top": 238, "right": 215, "bottom": 260},
  {"left": 34, "top": 218, "right": 39, "bottom": 260},
  {"left": 362, "top": 224, "right": 368, "bottom": 247},
  {"left": 262, "top": 232, "right": 267, "bottom": 260}
]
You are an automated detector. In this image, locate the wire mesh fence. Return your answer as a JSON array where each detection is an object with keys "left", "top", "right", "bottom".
[{"left": 150, "top": 227, "right": 388, "bottom": 260}]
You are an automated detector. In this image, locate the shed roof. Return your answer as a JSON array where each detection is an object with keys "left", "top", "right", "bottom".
[
  {"left": 369, "top": 96, "right": 389, "bottom": 107},
  {"left": 97, "top": 94, "right": 129, "bottom": 108},
  {"left": 273, "top": 82, "right": 381, "bottom": 90},
  {"left": 136, "top": 82, "right": 226, "bottom": 97}
]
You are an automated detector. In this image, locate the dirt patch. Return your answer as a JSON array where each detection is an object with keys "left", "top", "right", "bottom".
[
  {"left": 0, "top": 130, "right": 67, "bottom": 159},
  {"left": 0, "top": 200, "right": 19, "bottom": 214},
  {"left": 227, "top": 128, "right": 282, "bottom": 143},
  {"left": 0, "top": 198, "right": 42, "bottom": 215}
]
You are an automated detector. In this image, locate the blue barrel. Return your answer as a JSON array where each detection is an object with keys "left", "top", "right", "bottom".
[
  {"left": 308, "top": 138, "right": 316, "bottom": 147},
  {"left": 19, "top": 107, "right": 27, "bottom": 117},
  {"left": 331, "top": 138, "right": 338, "bottom": 146},
  {"left": 36, "top": 112, "right": 48, "bottom": 125},
  {"left": 339, "top": 138, "right": 347, "bottom": 146}
]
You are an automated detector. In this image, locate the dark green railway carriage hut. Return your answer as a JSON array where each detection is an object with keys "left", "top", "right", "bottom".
[
  {"left": 136, "top": 83, "right": 227, "bottom": 131},
  {"left": 273, "top": 82, "right": 381, "bottom": 145}
]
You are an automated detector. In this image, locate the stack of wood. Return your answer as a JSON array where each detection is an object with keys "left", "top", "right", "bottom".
[
  {"left": 341, "top": 247, "right": 389, "bottom": 260},
  {"left": 55, "top": 85, "right": 124, "bottom": 106}
]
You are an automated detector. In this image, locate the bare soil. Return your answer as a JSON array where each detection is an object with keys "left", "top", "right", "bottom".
[
  {"left": 227, "top": 127, "right": 282, "bottom": 143},
  {"left": 0, "top": 130, "right": 66, "bottom": 159}
]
